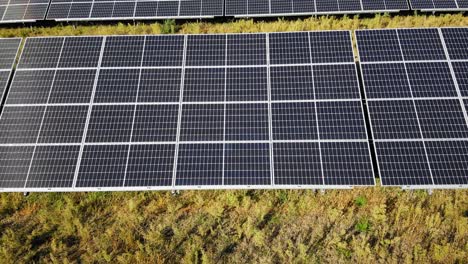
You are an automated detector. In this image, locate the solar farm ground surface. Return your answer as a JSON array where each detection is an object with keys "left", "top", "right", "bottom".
[{"left": 0, "top": 13, "right": 467, "bottom": 263}]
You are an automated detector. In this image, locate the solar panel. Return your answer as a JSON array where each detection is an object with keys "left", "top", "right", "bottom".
[
  {"left": 225, "top": 0, "right": 409, "bottom": 17},
  {"left": 0, "top": 38, "right": 21, "bottom": 103},
  {"left": 356, "top": 28, "right": 468, "bottom": 188},
  {"left": 0, "top": 0, "right": 49, "bottom": 23},
  {"left": 409, "top": 0, "right": 468, "bottom": 11},
  {"left": 46, "top": 0, "right": 224, "bottom": 21},
  {"left": 0, "top": 32, "right": 375, "bottom": 192}
]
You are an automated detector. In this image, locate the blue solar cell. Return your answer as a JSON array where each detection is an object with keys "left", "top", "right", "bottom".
[
  {"left": 227, "top": 34, "right": 267, "bottom": 66},
  {"left": 426, "top": 140, "right": 468, "bottom": 185},
  {"left": 101, "top": 36, "right": 145, "bottom": 67},
  {"left": 316, "top": 101, "right": 367, "bottom": 140},
  {"left": 272, "top": 102, "right": 317, "bottom": 140},
  {"left": 415, "top": 99, "right": 468, "bottom": 139},
  {"left": 441, "top": 28, "right": 468, "bottom": 60},
  {"left": 226, "top": 67, "right": 268, "bottom": 101},
  {"left": 176, "top": 143, "right": 223, "bottom": 186},
  {"left": 376, "top": 141, "right": 433, "bottom": 186},
  {"left": 86, "top": 105, "right": 134, "bottom": 143},
  {"left": 37, "top": 105, "right": 88, "bottom": 144},
  {"left": 313, "top": 64, "right": 360, "bottom": 99},
  {"left": 132, "top": 104, "right": 179, "bottom": 142},
  {"left": 138, "top": 68, "right": 181, "bottom": 103},
  {"left": 76, "top": 144, "right": 129, "bottom": 188},
  {"left": 269, "top": 32, "right": 310, "bottom": 65},
  {"left": 94, "top": 68, "right": 140, "bottom": 103},
  {"left": 451, "top": 62, "right": 468, "bottom": 97},
  {"left": 186, "top": 35, "right": 226, "bottom": 66},
  {"left": 273, "top": 142, "right": 322, "bottom": 185},
  {"left": 226, "top": 103, "right": 269, "bottom": 141},
  {"left": 126, "top": 144, "right": 175, "bottom": 187},
  {"left": 270, "top": 65, "right": 314, "bottom": 101},
  {"left": 180, "top": 104, "right": 224, "bottom": 142},
  {"left": 309, "top": 31, "right": 354, "bottom": 63},
  {"left": 355, "top": 29, "right": 403, "bottom": 62},
  {"left": 397, "top": 28, "right": 446, "bottom": 61},
  {"left": 367, "top": 100, "right": 421, "bottom": 140},
  {"left": 405, "top": 62, "right": 457, "bottom": 98},
  {"left": 0, "top": 146, "right": 34, "bottom": 188},
  {"left": 361, "top": 63, "right": 411, "bottom": 99},
  {"left": 26, "top": 145, "right": 80, "bottom": 188},
  {"left": 0, "top": 106, "right": 45, "bottom": 144},
  {"left": 184, "top": 68, "right": 225, "bottom": 102},
  {"left": 224, "top": 143, "right": 271, "bottom": 185},
  {"left": 321, "top": 142, "right": 374, "bottom": 185}
]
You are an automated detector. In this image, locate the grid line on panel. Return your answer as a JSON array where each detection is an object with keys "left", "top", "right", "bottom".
[
  {"left": 123, "top": 36, "right": 147, "bottom": 187},
  {"left": 438, "top": 28, "right": 468, "bottom": 129},
  {"left": 266, "top": 33, "right": 274, "bottom": 186},
  {"left": 72, "top": 36, "right": 106, "bottom": 189},
  {"left": 172, "top": 35, "right": 187, "bottom": 189},
  {"left": 23, "top": 38, "right": 66, "bottom": 189},
  {"left": 394, "top": 29, "right": 435, "bottom": 185},
  {"left": 308, "top": 31, "right": 325, "bottom": 185}
]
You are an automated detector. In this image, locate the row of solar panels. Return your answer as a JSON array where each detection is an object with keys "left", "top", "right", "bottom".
[
  {"left": 0, "top": 27, "right": 467, "bottom": 192},
  {"left": 1, "top": 0, "right": 468, "bottom": 24}
]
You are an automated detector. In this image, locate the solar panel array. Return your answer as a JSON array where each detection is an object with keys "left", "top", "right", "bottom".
[
  {"left": 225, "top": 0, "right": 409, "bottom": 16},
  {"left": 357, "top": 27, "right": 468, "bottom": 188},
  {"left": 0, "top": 0, "right": 50, "bottom": 23},
  {"left": 409, "top": 0, "right": 468, "bottom": 11},
  {"left": 0, "top": 31, "right": 375, "bottom": 192},
  {"left": 46, "top": 0, "right": 224, "bottom": 21},
  {"left": 0, "top": 38, "right": 21, "bottom": 102}
]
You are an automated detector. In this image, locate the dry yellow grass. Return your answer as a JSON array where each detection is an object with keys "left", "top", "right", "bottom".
[{"left": 0, "top": 13, "right": 467, "bottom": 263}]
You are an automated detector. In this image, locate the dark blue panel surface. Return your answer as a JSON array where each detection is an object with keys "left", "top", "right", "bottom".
[
  {"left": 367, "top": 100, "right": 421, "bottom": 140},
  {"left": 452, "top": 62, "right": 468, "bottom": 97},
  {"left": 86, "top": 105, "right": 134, "bottom": 143},
  {"left": 132, "top": 104, "right": 179, "bottom": 142},
  {"left": 37, "top": 105, "right": 88, "bottom": 144},
  {"left": 269, "top": 32, "right": 310, "bottom": 65},
  {"left": 398, "top": 28, "right": 446, "bottom": 61},
  {"left": 76, "top": 144, "right": 129, "bottom": 188},
  {"left": 226, "top": 67, "right": 268, "bottom": 101},
  {"left": 321, "top": 142, "right": 374, "bottom": 185},
  {"left": 126, "top": 144, "right": 175, "bottom": 187},
  {"left": 58, "top": 37, "right": 102, "bottom": 68},
  {"left": 406, "top": 62, "right": 457, "bottom": 98},
  {"left": 94, "top": 68, "right": 139, "bottom": 103},
  {"left": 138, "top": 68, "right": 181, "bottom": 103},
  {"left": 0, "top": 146, "right": 34, "bottom": 188},
  {"left": 376, "top": 141, "right": 433, "bottom": 186},
  {"left": 361, "top": 63, "right": 411, "bottom": 99},
  {"left": 273, "top": 142, "right": 323, "bottom": 185},
  {"left": 49, "top": 69, "right": 96, "bottom": 104},
  {"left": 272, "top": 102, "right": 317, "bottom": 140},
  {"left": 227, "top": 34, "right": 267, "bottom": 66},
  {"left": 26, "top": 145, "right": 80, "bottom": 188},
  {"left": 356, "top": 30, "right": 403, "bottom": 62},
  {"left": 441, "top": 28, "right": 468, "bottom": 60},
  {"left": 101, "top": 36, "right": 145, "bottom": 67},
  {"left": 17, "top": 38, "right": 63, "bottom": 69},
  {"left": 426, "top": 140, "right": 468, "bottom": 185},
  {"left": 183, "top": 68, "right": 225, "bottom": 102},
  {"left": 176, "top": 143, "right": 223, "bottom": 186},
  {"left": 180, "top": 104, "right": 224, "bottom": 141},
  {"left": 186, "top": 35, "right": 226, "bottom": 66},
  {"left": 316, "top": 101, "right": 367, "bottom": 140},
  {"left": 270, "top": 65, "right": 314, "bottom": 101},
  {"left": 313, "top": 64, "right": 360, "bottom": 99},
  {"left": 226, "top": 103, "right": 269, "bottom": 141},
  {"left": 415, "top": 99, "right": 468, "bottom": 139},
  {"left": 6, "top": 70, "right": 54, "bottom": 105},
  {"left": 309, "top": 31, "right": 354, "bottom": 63},
  {"left": 143, "top": 35, "right": 184, "bottom": 67},
  {"left": 0, "top": 106, "right": 45, "bottom": 144},
  {"left": 224, "top": 143, "right": 270, "bottom": 185}
]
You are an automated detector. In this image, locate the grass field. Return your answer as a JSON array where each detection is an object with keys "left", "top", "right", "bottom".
[{"left": 0, "top": 13, "right": 468, "bottom": 263}]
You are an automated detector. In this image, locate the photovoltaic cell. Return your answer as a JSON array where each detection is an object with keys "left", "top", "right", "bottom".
[
  {"left": 183, "top": 68, "right": 225, "bottom": 102},
  {"left": 272, "top": 102, "right": 317, "bottom": 140},
  {"left": 0, "top": 146, "right": 34, "bottom": 188},
  {"left": 0, "top": 38, "right": 21, "bottom": 101},
  {"left": 76, "top": 144, "right": 129, "bottom": 188},
  {"left": 0, "top": 0, "right": 49, "bottom": 24},
  {"left": 176, "top": 143, "right": 223, "bottom": 186},
  {"left": 26, "top": 145, "right": 80, "bottom": 188},
  {"left": 180, "top": 104, "right": 224, "bottom": 142},
  {"left": 132, "top": 104, "right": 179, "bottom": 142},
  {"left": 126, "top": 144, "right": 175, "bottom": 187}
]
